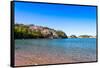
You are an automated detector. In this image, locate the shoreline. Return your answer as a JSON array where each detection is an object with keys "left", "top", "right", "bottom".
[
  {"left": 15, "top": 51, "right": 75, "bottom": 66},
  {"left": 14, "top": 38, "right": 96, "bottom": 40}
]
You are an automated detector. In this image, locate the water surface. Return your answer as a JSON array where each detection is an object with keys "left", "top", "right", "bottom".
[{"left": 15, "top": 38, "right": 97, "bottom": 66}]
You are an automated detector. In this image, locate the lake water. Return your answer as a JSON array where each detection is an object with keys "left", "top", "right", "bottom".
[{"left": 15, "top": 38, "right": 97, "bottom": 66}]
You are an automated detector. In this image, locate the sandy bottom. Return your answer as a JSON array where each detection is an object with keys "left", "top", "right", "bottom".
[
  {"left": 15, "top": 48, "right": 96, "bottom": 66},
  {"left": 15, "top": 50, "right": 78, "bottom": 66}
]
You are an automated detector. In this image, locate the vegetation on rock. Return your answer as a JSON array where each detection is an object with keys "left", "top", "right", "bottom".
[
  {"left": 78, "top": 35, "right": 96, "bottom": 38},
  {"left": 70, "top": 35, "right": 77, "bottom": 38},
  {"left": 14, "top": 24, "right": 68, "bottom": 39},
  {"left": 14, "top": 24, "right": 96, "bottom": 39}
]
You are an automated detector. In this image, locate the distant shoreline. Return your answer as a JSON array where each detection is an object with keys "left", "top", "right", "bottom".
[
  {"left": 14, "top": 36, "right": 96, "bottom": 39},
  {"left": 14, "top": 24, "right": 96, "bottom": 39}
]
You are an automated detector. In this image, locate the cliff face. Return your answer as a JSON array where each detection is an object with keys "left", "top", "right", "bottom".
[{"left": 14, "top": 24, "right": 67, "bottom": 39}]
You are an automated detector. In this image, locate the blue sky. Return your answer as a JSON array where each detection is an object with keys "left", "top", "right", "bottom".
[{"left": 14, "top": 2, "right": 96, "bottom": 36}]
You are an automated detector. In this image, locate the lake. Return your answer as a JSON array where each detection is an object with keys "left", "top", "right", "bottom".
[{"left": 15, "top": 38, "right": 97, "bottom": 66}]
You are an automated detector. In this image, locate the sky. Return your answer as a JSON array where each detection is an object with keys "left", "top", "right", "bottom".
[{"left": 14, "top": 2, "right": 97, "bottom": 36}]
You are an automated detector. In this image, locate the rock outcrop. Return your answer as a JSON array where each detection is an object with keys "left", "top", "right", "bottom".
[{"left": 14, "top": 24, "right": 68, "bottom": 39}]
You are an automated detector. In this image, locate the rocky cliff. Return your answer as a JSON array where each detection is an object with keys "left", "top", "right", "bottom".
[{"left": 14, "top": 24, "right": 68, "bottom": 39}]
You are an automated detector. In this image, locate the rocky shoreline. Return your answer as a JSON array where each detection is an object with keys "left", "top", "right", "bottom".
[
  {"left": 14, "top": 24, "right": 96, "bottom": 39},
  {"left": 14, "top": 24, "right": 67, "bottom": 39}
]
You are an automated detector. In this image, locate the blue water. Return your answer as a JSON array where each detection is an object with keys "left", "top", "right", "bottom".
[{"left": 15, "top": 38, "right": 97, "bottom": 62}]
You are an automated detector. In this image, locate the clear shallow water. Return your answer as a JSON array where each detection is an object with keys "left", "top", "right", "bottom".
[{"left": 15, "top": 38, "right": 97, "bottom": 63}]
